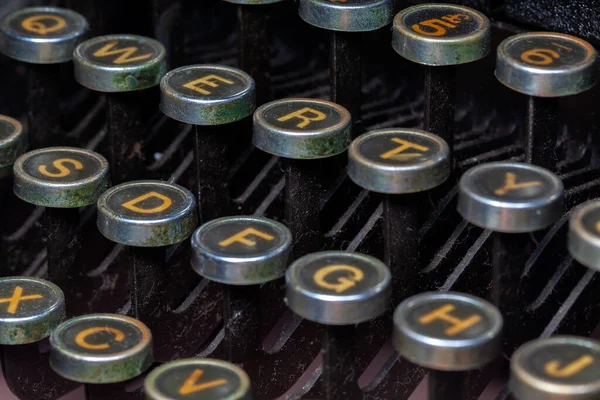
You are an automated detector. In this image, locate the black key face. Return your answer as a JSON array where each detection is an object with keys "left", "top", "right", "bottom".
[
  {"left": 511, "top": 337, "right": 600, "bottom": 398},
  {"left": 57, "top": 317, "right": 143, "bottom": 356},
  {"left": 0, "top": 277, "right": 65, "bottom": 345},
  {"left": 97, "top": 181, "right": 197, "bottom": 247},
  {"left": 502, "top": 33, "right": 594, "bottom": 70},
  {"left": 0, "top": 277, "right": 62, "bottom": 318},
  {"left": 393, "top": 292, "right": 502, "bottom": 370},
  {"left": 580, "top": 207, "right": 600, "bottom": 238},
  {"left": 260, "top": 99, "right": 345, "bottom": 132},
  {"left": 81, "top": 37, "right": 162, "bottom": 67},
  {"left": 463, "top": 163, "right": 560, "bottom": 202},
  {"left": 21, "top": 149, "right": 104, "bottom": 183},
  {"left": 348, "top": 128, "right": 450, "bottom": 194},
  {"left": 401, "top": 5, "right": 484, "bottom": 39},
  {"left": 297, "top": 253, "right": 385, "bottom": 296},
  {"left": 105, "top": 182, "right": 191, "bottom": 221},
  {"left": 523, "top": 342, "right": 599, "bottom": 384},
  {"left": 13, "top": 147, "right": 110, "bottom": 208},
  {"left": 3, "top": 7, "right": 86, "bottom": 39},
  {"left": 168, "top": 66, "right": 253, "bottom": 100},
  {"left": 147, "top": 359, "right": 250, "bottom": 400},
  {"left": 196, "top": 217, "right": 290, "bottom": 258},
  {"left": 402, "top": 295, "right": 497, "bottom": 341},
  {"left": 0, "top": 115, "right": 20, "bottom": 141},
  {"left": 253, "top": 98, "right": 351, "bottom": 159},
  {"left": 50, "top": 314, "right": 153, "bottom": 383},
  {"left": 357, "top": 130, "right": 444, "bottom": 166}
]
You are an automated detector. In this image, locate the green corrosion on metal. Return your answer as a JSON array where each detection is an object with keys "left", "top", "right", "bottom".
[
  {"left": 0, "top": 309, "right": 64, "bottom": 345},
  {"left": 0, "top": 140, "right": 26, "bottom": 168},
  {"left": 243, "top": 260, "right": 282, "bottom": 283},
  {"left": 141, "top": 217, "right": 197, "bottom": 247},
  {"left": 198, "top": 98, "right": 254, "bottom": 125},
  {"left": 55, "top": 351, "right": 153, "bottom": 383},
  {"left": 298, "top": 130, "right": 351, "bottom": 159},
  {"left": 112, "top": 61, "right": 167, "bottom": 92},
  {"left": 18, "top": 180, "right": 109, "bottom": 208}
]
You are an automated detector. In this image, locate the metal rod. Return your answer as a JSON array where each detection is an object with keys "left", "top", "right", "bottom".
[
  {"left": 107, "top": 91, "right": 151, "bottom": 185},
  {"left": 424, "top": 65, "right": 456, "bottom": 165},
  {"left": 193, "top": 125, "right": 232, "bottom": 224},
  {"left": 524, "top": 96, "right": 559, "bottom": 170},
  {"left": 322, "top": 325, "right": 361, "bottom": 399},
  {"left": 223, "top": 284, "right": 261, "bottom": 365},
  {"left": 129, "top": 246, "right": 168, "bottom": 323},
  {"left": 238, "top": 5, "right": 271, "bottom": 106},
  {"left": 27, "top": 64, "right": 63, "bottom": 149},
  {"left": 383, "top": 193, "right": 419, "bottom": 301},
  {"left": 331, "top": 31, "right": 363, "bottom": 137},
  {"left": 43, "top": 208, "right": 81, "bottom": 284},
  {"left": 428, "top": 370, "right": 466, "bottom": 400},
  {"left": 284, "top": 158, "right": 325, "bottom": 260}
]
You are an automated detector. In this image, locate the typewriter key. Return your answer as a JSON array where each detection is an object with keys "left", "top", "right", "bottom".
[
  {"left": 97, "top": 180, "right": 197, "bottom": 322},
  {"left": 458, "top": 161, "right": 564, "bottom": 350},
  {"left": 223, "top": 0, "right": 285, "bottom": 106},
  {"left": 254, "top": 98, "right": 351, "bottom": 258},
  {"left": 0, "top": 7, "right": 89, "bottom": 149},
  {"left": 0, "top": 277, "right": 65, "bottom": 345},
  {"left": 393, "top": 292, "right": 503, "bottom": 400},
  {"left": 569, "top": 201, "right": 600, "bottom": 271},
  {"left": 510, "top": 336, "right": 600, "bottom": 400},
  {"left": 50, "top": 313, "right": 153, "bottom": 383},
  {"left": 74, "top": 34, "right": 167, "bottom": 184},
  {"left": 496, "top": 32, "right": 598, "bottom": 170},
  {"left": 348, "top": 128, "right": 450, "bottom": 294},
  {"left": 192, "top": 216, "right": 291, "bottom": 364},
  {"left": 0, "top": 115, "right": 26, "bottom": 168},
  {"left": 299, "top": 0, "right": 393, "bottom": 135},
  {"left": 393, "top": 4, "right": 491, "bottom": 164},
  {"left": 145, "top": 358, "right": 251, "bottom": 400},
  {"left": 161, "top": 64, "right": 256, "bottom": 222},
  {"left": 286, "top": 251, "right": 391, "bottom": 397},
  {"left": 13, "top": 147, "right": 109, "bottom": 282}
]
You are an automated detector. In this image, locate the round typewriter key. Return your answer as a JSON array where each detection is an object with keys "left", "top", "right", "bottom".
[
  {"left": 74, "top": 34, "right": 167, "bottom": 183},
  {"left": 458, "top": 162, "right": 564, "bottom": 233},
  {"left": 191, "top": 216, "right": 292, "bottom": 285},
  {"left": 348, "top": 128, "right": 450, "bottom": 295},
  {"left": 510, "top": 336, "right": 600, "bottom": 400},
  {"left": 13, "top": 147, "right": 109, "bottom": 283},
  {"left": 394, "top": 292, "right": 502, "bottom": 400},
  {"left": 299, "top": 0, "right": 393, "bottom": 32},
  {"left": 495, "top": 33, "right": 598, "bottom": 169},
  {"left": 0, "top": 7, "right": 88, "bottom": 149},
  {"left": 145, "top": 358, "right": 251, "bottom": 400},
  {"left": 0, "top": 277, "right": 65, "bottom": 345},
  {"left": 393, "top": 4, "right": 491, "bottom": 164},
  {"left": 286, "top": 251, "right": 391, "bottom": 325},
  {"left": 286, "top": 251, "right": 391, "bottom": 397},
  {"left": 50, "top": 314, "right": 153, "bottom": 383},
  {"left": 253, "top": 98, "right": 351, "bottom": 160},
  {"left": 0, "top": 7, "right": 88, "bottom": 64},
  {"left": 74, "top": 34, "right": 166, "bottom": 92},
  {"left": 254, "top": 98, "right": 350, "bottom": 259},
  {"left": 458, "top": 161, "right": 564, "bottom": 351},
  {"left": 300, "top": 0, "right": 393, "bottom": 135},
  {"left": 161, "top": 64, "right": 256, "bottom": 222},
  {"left": 98, "top": 180, "right": 197, "bottom": 324},
  {"left": 192, "top": 216, "right": 291, "bottom": 365},
  {"left": 0, "top": 115, "right": 26, "bottom": 168},
  {"left": 97, "top": 180, "right": 197, "bottom": 247},
  {"left": 569, "top": 201, "right": 600, "bottom": 271},
  {"left": 14, "top": 147, "right": 109, "bottom": 208}
]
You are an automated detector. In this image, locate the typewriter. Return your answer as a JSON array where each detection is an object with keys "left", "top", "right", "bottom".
[{"left": 0, "top": 0, "right": 599, "bottom": 399}]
